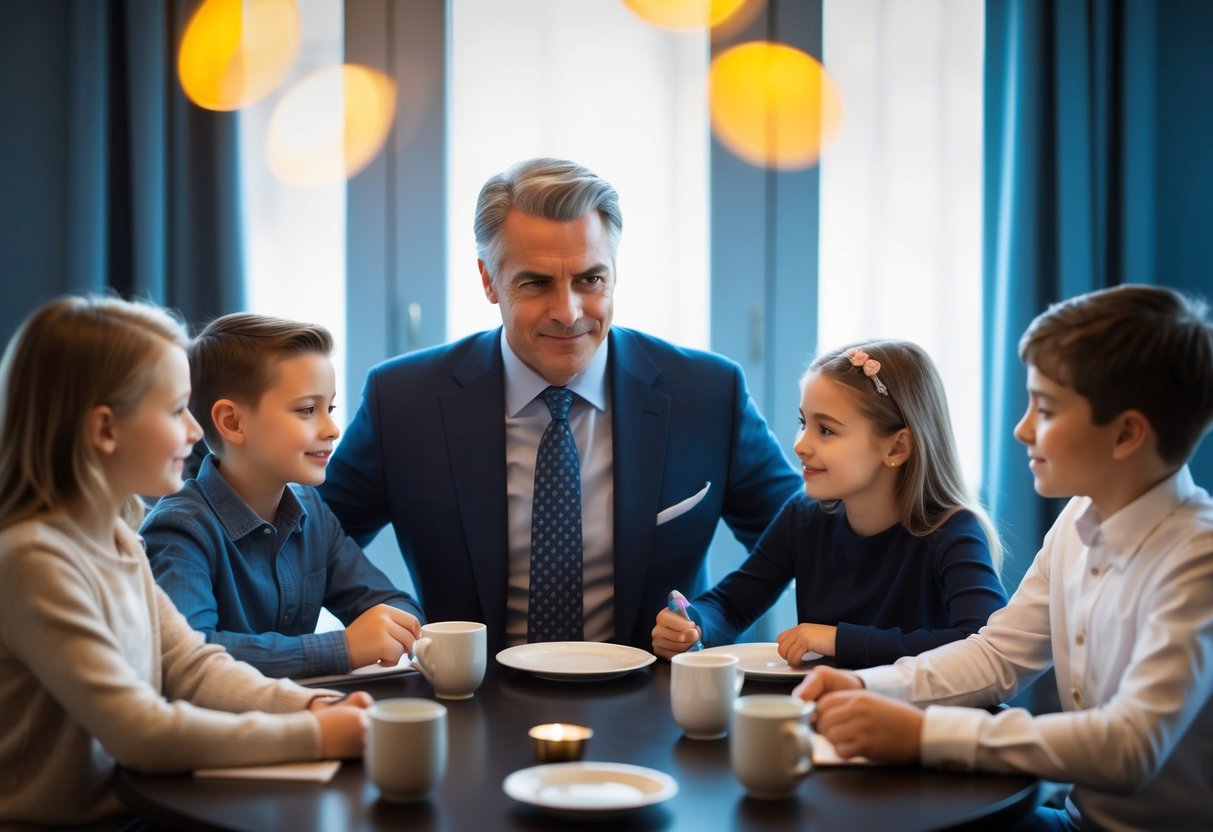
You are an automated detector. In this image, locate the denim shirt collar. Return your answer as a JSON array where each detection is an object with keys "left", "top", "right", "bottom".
[{"left": 194, "top": 454, "right": 306, "bottom": 540}]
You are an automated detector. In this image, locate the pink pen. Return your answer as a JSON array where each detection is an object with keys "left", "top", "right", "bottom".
[{"left": 667, "top": 590, "right": 705, "bottom": 651}]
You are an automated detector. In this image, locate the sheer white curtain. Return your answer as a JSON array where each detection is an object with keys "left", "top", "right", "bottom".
[
  {"left": 819, "top": 0, "right": 985, "bottom": 485},
  {"left": 240, "top": 0, "right": 347, "bottom": 420},
  {"left": 446, "top": 0, "right": 711, "bottom": 349}
]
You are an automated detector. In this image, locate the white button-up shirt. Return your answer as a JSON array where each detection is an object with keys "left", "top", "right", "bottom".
[{"left": 860, "top": 466, "right": 1213, "bottom": 832}]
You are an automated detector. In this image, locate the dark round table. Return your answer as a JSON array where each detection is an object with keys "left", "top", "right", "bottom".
[{"left": 115, "top": 662, "right": 1038, "bottom": 831}]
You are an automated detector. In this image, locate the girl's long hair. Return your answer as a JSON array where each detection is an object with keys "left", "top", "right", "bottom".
[
  {"left": 0, "top": 295, "right": 190, "bottom": 531},
  {"left": 807, "top": 340, "right": 1002, "bottom": 571}
]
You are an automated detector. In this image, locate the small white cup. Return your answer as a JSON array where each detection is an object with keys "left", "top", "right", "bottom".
[
  {"left": 411, "top": 621, "right": 487, "bottom": 700},
  {"left": 671, "top": 652, "right": 745, "bottom": 739},
  {"left": 730, "top": 695, "right": 814, "bottom": 799},
  {"left": 366, "top": 698, "right": 447, "bottom": 802}
]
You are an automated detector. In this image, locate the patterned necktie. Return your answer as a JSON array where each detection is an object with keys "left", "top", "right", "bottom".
[{"left": 527, "top": 386, "right": 584, "bottom": 642}]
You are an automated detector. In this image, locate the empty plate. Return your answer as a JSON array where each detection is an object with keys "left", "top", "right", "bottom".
[
  {"left": 503, "top": 762, "right": 678, "bottom": 820},
  {"left": 496, "top": 642, "right": 656, "bottom": 681},
  {"left": 698, "top": 642, "right": 822, "bottom": 680}
]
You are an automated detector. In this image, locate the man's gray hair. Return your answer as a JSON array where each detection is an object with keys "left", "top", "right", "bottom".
[{"left": 473, "top": 157, "right": 623, "bottom": 280}]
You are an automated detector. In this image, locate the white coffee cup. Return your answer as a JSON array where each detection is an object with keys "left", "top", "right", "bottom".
[
  {"left": 366, "top": 698, "right": 447, "bottom": 802},
  {"left": 671, "top": 652, "right": 745, "bottom": 739},
  {"left": 410, "top": 621, "right": 487, "bottom": 700},
  {"left": 730, "top": 694, "right": 814, "bottom": 799}
]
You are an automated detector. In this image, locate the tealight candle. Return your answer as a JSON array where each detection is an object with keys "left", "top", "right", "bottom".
[{"left": 529, "top": 723, "right": 593, "bottom": 763}]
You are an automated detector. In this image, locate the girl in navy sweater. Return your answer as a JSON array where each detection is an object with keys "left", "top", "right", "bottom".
[{"left": 653, "top": 340, "right": 1007, "bottom": 668}]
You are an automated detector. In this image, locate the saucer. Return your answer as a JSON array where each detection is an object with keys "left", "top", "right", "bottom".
[
  {"left": 698, "top": 642, "right": 822, "bottom": 680},
  {"left": 495, "top": 642, "right": 656, "bottom": 681},
  {"left": 503, "top": 762, "right": 678, "bottom": 819}
]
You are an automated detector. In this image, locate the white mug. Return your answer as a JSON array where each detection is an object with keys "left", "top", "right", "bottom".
[
  {"left": 730, "top": 694, "right": 814, "bottom": 799},
  {"left": 671, "top": 652, "right": 745, "bottom": 739},
  {"left": 411, "top": 621, "right": 487, "bottom": 700},
  {"left": 366, "top": 698, "right": 447, "bottom": 802}
]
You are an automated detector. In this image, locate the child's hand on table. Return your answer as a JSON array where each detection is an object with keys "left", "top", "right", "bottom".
[
  {"left": 345, "top": 604, "right": 422, "bottom": 670},
  {"left": 776, "top": 622, "right": 837, "bottom": 662},
  {"left": 312, "top": 697, "right": 371, "bottom": 759},
  {"left": 793, "top": 667, "right": 923, "bottom": 763}
]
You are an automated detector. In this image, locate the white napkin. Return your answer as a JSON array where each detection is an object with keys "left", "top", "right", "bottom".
[
  {"left": 294, "top": 660, "right": 418, "bottom": 687},
  {"left": 811, "top": 734, "right": 875, "bottom": 766}
]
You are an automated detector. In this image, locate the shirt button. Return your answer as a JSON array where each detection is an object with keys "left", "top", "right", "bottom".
[
  {"left": 263, "top": 527, "right": 272, "bottom": 535},
  {"left": 1072, "top": 689, "right": 1082, "bottom": 706},
  {"left": 1090, "top": 567, "right": 1099, "bottom": 577},
  {"left": 1075, "top": 633, "right": 1084, "bottom": 646}
]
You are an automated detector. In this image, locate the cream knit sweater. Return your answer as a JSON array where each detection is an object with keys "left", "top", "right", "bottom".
[{"left": 0, "top": 512, "right": 325, "bottom": 826}]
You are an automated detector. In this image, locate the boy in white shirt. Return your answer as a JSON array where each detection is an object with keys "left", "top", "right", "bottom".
[{"left": 794, "top": 284, "right": 1213, "bottom": 832}]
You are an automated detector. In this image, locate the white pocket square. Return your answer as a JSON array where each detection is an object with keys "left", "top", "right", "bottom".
[{"left": 656, "top": 482, "right": 711, "bottom": 526}]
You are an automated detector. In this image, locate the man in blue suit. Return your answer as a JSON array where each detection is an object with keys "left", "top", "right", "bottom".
[{"left": 320, "top": 158, "right": 801, "bottom": 655}]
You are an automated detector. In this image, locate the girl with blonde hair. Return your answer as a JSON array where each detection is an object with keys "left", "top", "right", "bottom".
[{"left": 0, "top": 296, "right": 368, "bottom": 827}]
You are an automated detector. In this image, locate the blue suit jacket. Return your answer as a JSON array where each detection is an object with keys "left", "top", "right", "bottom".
[{"left": 319, "top": 327, "right": 801, "bottom": 654}]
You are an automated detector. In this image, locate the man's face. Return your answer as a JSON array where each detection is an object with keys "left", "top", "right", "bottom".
[{"left": 480, "top": 209, "right": 615, "bottom": 386}]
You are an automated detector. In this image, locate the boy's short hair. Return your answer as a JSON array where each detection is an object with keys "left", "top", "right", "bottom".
[
  {"left": 1019, "top": 284, "right": 1213, "bottom": 466},
  {"left": 189, "top": 313, "right": 333, "bottom": 454}
]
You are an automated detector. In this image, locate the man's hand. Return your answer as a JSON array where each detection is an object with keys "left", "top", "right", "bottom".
[
  {"left": 651, "top": 608, "right": 701, "bottom": 660},
  {"left": 814, "top": 689, "right": 924, "bottom": 763},
  {"left": 344, "top": 604, "right": 422, "bottom": 670},
  {"left": 776, "top": 623, "right": 837, "bottom": 662}
]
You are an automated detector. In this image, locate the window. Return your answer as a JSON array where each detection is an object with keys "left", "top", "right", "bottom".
[
  {"left": 446, "top": 0, "right": 711, "bottom": 348},
  {"left": 819, "top": 0, "right": 985, "bottom": 486},
  {"left": 239, "top": 0, "right": 348, "bottom": 420}
]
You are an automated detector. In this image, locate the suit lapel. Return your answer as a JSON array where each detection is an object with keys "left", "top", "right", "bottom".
[
  {"left": 439, "top": 330, "right": 509, "bottom": 635},
  {"left": 609, "top": 329, "right": 670, "bottom": 642}
]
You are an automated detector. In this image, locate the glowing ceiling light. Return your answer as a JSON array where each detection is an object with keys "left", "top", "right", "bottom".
[
  {"left": 266, "top": 64, "right": 398, "bottom": 187},
  {"left": 622, "top": 0, "right": 752, "bottom": 29},
  {"left": 709, "top": 41, "right": 844, "bottom": 170},
  {"left": 178, "top": 0, "right": 301, "bottom": 112},
  {"left": 630, "top": 0, "right": 761, "bottom": 30}
]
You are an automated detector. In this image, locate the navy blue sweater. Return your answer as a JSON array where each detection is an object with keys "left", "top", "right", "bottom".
[{"left": 690, "top": 495, "right": 1008, "bottom": 668}]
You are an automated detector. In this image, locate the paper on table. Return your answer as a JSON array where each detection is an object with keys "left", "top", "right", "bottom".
[
  {"left": 194, "top": 760, "right": 341, "bottom": 782},
  {"left": 294, "top": 659, "right": 418, "bottom": 687},
  {"left": 811, "top": 733, "right": 876, "bottom": 766}
]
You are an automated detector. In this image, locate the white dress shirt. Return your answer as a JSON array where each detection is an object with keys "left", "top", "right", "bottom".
[
  {"left": 500, "top": 331, "right": 615, "bottom": 646},
  {"left": 859, "top": 466, "right": 1213, "bottom": 832}
]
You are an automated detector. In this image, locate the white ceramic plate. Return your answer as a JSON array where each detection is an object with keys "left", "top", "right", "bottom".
[
  {"left": 495, "top": 642, "right": 656, "bottom": 681},
  {"left": 503, "top": 762, "right": 678, "bottom": 820},
  {"left": 698, "top": 642, "right": 822, "bottom": 681}
]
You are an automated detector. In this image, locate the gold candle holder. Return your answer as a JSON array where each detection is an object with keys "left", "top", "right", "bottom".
[{"left": 529, "top": 723, "right": 593, "bottom": 763}]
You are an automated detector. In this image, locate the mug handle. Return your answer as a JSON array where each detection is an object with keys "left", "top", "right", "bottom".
[
  {"left": 411, "top": 637, "right": 435, "bottom": 681},
  {"left": 782, "top": 722, "right": 814, "bottom": 778}
]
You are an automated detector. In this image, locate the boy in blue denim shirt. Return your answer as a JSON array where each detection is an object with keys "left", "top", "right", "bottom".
[{"left": 142, "top": 313, "right": 424, "bottom": 678}]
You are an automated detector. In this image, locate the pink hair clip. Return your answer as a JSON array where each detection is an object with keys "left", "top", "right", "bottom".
[{"left": 847, "top": 348, "right": 889, "bottom": 396}]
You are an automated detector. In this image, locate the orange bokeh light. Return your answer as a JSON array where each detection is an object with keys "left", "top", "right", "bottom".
[
  {"left": 622, "top": 0, "right": 751, "bottom": 30},
  {"left": 266, "top": 65, "right": 398, "bottom": 187},
  {"left": 178, "top": 0, "right": 301, "bottom": 111},
  {"left": 709, "top": 41, "right": 844, "bottom": 170}
]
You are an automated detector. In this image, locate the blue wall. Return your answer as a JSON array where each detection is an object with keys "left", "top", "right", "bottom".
[{"left": 0, "top": 2, "right": 70, "bottom": 344}]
